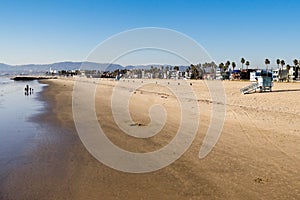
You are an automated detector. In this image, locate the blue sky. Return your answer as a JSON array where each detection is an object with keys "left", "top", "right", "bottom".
[{"left": 0, "top": 0, "right": 299, "bottom": 68}]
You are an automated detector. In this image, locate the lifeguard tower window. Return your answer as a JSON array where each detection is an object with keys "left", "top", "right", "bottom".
[{"left": 256, "top": 70, "right": 273, "bottom": 77}]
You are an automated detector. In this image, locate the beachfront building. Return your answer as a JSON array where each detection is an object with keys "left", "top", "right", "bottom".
[
  {"left": 141, "top": 70, "right": 145, "bottom": 79},
  {"left": 272, "top": 69, "right": 280, "bottom": 82},
  {"left": 288, "top": 67, "right": 299, "bottom": 81},
  {"left": 49, "top": 67, "right": 57, "bottom": 75},
  {"left": 287, "top": 67, "right": 295, "bottom": 81},
  {"left": 202, "top": 67, "right": 215, "bottom": 80},
  {"left": 215, "top": 69, "right": 222, "bottom": 80},
  {"left": 272, "top": 69, "right": 289, "bottom": 82},
  {"left": 230, "top": 70, "right": 241, "bottom": 80},
  {"left": 185, "top": 71, "right": 192, "bottom": 79},
  {"left": 250, "top": 71, "right": 258, "bottom": 82}
]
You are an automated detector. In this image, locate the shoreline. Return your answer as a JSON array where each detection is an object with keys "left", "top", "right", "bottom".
[{"left": 1, "top": 78, "right": 300, "bottom": 199}]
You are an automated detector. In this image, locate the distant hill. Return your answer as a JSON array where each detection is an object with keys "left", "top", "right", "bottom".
[
  {"left": 0, "top": 63, "right": 11, "bottom": 70},
  {"left": 0, "top": 62, "right": 124, "bottom": 74},
  {"left": 0, "top": 61, "right": 190, "bottom": 75}
]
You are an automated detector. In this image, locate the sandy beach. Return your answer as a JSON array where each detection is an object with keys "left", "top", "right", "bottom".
[{"left": 1, "top": 78, "right": 300, "bottom": 200}]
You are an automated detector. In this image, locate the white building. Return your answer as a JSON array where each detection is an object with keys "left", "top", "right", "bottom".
[
  {"left": 288, "top": 67, "right": 299, "bottom": 81},
  {"left": 215, "top": 69, "right": 222, "bottom": 80},
  {"left": 250, "top": 72, "right": 257, "bottom": 82}
]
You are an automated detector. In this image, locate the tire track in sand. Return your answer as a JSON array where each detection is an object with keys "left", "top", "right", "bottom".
[{"left": 241, "top": 107, "right": 298, "bottom": 162}]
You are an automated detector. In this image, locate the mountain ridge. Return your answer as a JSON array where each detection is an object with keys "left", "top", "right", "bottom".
[{"left": 0, "top": 61, "right": 190, "bottom": 74}]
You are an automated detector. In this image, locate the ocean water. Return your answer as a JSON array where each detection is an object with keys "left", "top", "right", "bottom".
[{"left": 0, "top": 77, "right": 47, "bottom": 179}]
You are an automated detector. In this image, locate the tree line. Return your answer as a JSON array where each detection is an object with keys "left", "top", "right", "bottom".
[{"left": 217, "top": 58, "right": 300, "bottom": 72}]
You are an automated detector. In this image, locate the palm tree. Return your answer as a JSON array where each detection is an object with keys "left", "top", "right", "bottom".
[
  {"left": 293, "top": 59, "right": 298, "bottom": 67},
  {"left": 219, "top": 62, "right": 225, "bottom": 72},
  {"left": 280, "top": 60, "right": 285, "bottom": 69},
  {"left": 165, "top": 66, "right": 170, "bottom": 78},
  {"left": 286, "top": 64, "right": 292, "bottom": 81},
  {"left": 245, "top": 61, "right": 250, "bottom": 69},
  {"left": 224, "top": 63, "right": 229, "bottom": 72},
  {"left": 276, "top": 59, "right": 281, "bottom": 69},
  {"left": 190, "top": 64, "right": 200, "bottom": 79},
  {"left": 295, "top": 59, "right": 300, "bottom": 80},
  {"left": 232, "top": 62, "right": 236, "bottom": 70},
  {"left": 265, "top": 58, "right": 270, "bottom": 70},
  {"left": 298, "top": 60, "right": 300, "bottom": 80},
  {"left": 211, "top": 62, "right": 217, "bottom": 69},
  {"left": 241, "top": 58, "right": 245, "bottom": 69},
  {"left": 225, "top": 61, "right": 231, "bottom": 71}
]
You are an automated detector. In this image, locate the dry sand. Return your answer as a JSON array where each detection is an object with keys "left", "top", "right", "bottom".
[{"left": 1, "top": 78, "right": 300, "bottom": 200}]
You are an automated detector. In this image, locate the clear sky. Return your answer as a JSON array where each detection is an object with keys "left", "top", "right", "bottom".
[{"left": 0, "top": 0, "right": 299, "bottom": 68}]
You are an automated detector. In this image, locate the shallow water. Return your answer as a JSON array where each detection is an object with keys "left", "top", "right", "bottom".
[{"left": 0, "top": 77, "right": 47, "bottom": 178}]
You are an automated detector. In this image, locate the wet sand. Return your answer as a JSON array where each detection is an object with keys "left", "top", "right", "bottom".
[{"left": 1, "top": 78, "right": 300, "bottom": 199}]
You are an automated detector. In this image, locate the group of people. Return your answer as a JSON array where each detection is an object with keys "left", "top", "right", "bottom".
[{"left": 24, "top": 84, "right": 34, "bottom": 96}]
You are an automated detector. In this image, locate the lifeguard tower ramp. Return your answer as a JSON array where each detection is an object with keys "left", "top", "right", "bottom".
[{"left": 240, "top": 82, "right": 259, "bottom": 94}]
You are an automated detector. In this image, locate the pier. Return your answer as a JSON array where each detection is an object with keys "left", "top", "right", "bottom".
[{"left": 11, "top": 76, "right": 57, "bottom": 81}]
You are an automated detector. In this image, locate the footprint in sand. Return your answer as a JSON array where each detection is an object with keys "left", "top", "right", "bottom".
[{"left": 254, "top": 177, "right": 269, "bottom": 184}]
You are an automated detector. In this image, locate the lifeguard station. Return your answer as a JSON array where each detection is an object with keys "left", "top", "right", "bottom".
[{"left": 240, "top": 70, "right": 273, "bottom": 94}]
